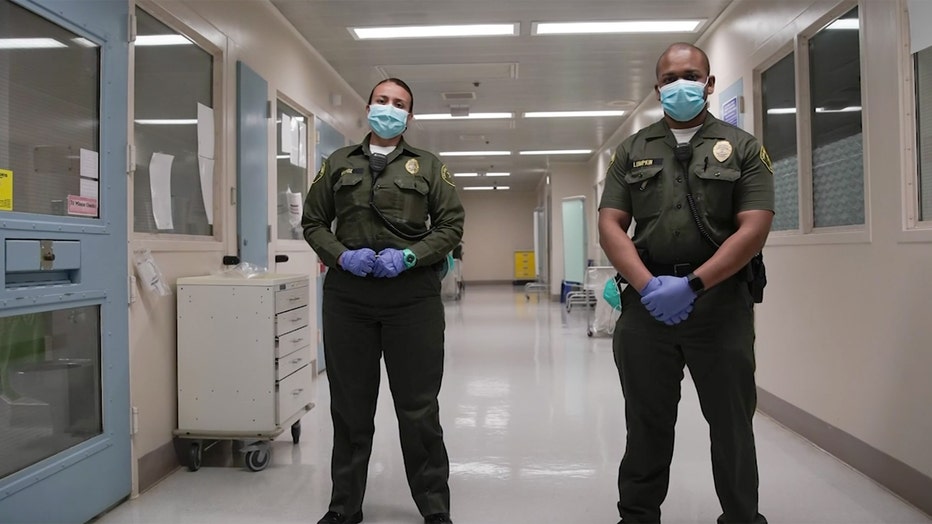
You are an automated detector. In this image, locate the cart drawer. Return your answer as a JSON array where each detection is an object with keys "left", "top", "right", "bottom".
[
  {"left": 276, "top": 325, "right": 310, "bottom": 357},
  {"left": 277, "top": 345, "right": 313, "bottom": 381},
  {"left": 275, "top": 286, "right": 308, "bottom": 314},
  {"left": 275, "top": 305, "right": 308, "bottom": 337},
  {"left": 277, "top": 364, "right": 313, "bottom": 424}
]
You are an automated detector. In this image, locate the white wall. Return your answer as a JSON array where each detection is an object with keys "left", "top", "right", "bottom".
[
  {"left": 458, "top": 190, "right": 539, "bottom": 282},
  {"left": 590, "top": 0, "right": 932, "bottom": 486},
  {"left": 548, "top": 162, "right": 596, "bottom": 296}
]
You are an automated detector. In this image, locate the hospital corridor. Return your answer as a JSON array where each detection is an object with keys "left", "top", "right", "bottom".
[
  {"left": 3, "top": 0, "right": 932, "bottom": 522},
  {"left": 94, "top": 286, "right": 929, "bottom": 524}
]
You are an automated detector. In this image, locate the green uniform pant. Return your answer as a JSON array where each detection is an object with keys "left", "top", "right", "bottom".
[
  {"left": 322, "top": 267, "right": 450, "bottom": 517},
  {"left": 614, "top": 277, "right": 766, "bottom": 524}
]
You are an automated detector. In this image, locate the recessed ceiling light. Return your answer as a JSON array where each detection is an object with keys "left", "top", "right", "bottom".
[
  {"left": 0, "top": 38, "right": 66, "bottom": 49},
  {"left": 766, "top": 108, "right": 797, "bottom": 115},
  {"left": 439, "top": 151, "right": 512, "bottom": 157},
  {"left": 519, "top": 149, "right": 592, "bottom": 155},
  {"left": 71, "top": 37, "right": 98, "bottom": 48},
  {"left": 523, "top": 110, "right": 625, "bottom": 118},
  {"left": 136, "top": 34, "right": 193, "bottom": 46},
  {"left": 415, "top": 113, "right": 513, "bottom": 120},
  {"left": 485, "top": 172, "right": 510, "bottom": 177},
  {"left": 827, "top": 19, "right": 859, "bottom": 30},
  {"left": 815, "top": 106, "right": 861, "bottom": 113},
  {"left": 462, "top": 186, "right": 510, "bottom": 191},
  {"left": 533, "top": 20, "right": 703, "bottom": 35},
  {"left": 135, "top": 119, "right": 198, "bottom": 125},
  {"left": 454, "top": 173, "right": 480, "bottom": 177},
  {"left": 349, "top": 23, "right": 519, "bottom": 40}
]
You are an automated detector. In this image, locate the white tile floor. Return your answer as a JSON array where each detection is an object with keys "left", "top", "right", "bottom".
[{"left": 99, "top": 285, "right": 930, "bottom": 524}]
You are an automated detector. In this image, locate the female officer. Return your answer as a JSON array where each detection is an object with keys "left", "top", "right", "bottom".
[{"left": 302, "top": 78, "right": 464, "bottom": 524}]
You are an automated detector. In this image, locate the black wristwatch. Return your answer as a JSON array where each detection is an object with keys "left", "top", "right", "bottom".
[{"left": 686, "top": 272, "right": 705, "bottom": 295}]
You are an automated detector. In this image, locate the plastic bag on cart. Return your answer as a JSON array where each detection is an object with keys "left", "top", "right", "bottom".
[
  {"left": 441, "top": 258, "right": 463, "bottom": 300},
  {"left": 587, "top": 267, "right": 622, "bottom": 337}
]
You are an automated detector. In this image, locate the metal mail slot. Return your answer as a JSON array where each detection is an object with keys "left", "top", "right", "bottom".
[{"left": 5, "top": 240, "right": 81, "bottom": 272}]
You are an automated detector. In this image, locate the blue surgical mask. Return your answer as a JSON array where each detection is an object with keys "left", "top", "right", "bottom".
[
  {"left": 368, "top": 104, "right": 408, "bottom": 139},
  {"left": 658, "top": 79, "right": 708, "bottom": 122}
]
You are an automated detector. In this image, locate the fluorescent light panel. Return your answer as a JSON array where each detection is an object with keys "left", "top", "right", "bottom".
[
  {"left": 136, "top": 34, "right": 193, "bottom": 46},
  {"left": 533, "top": 20, "right": 703, "bottom": 35},
  {"left": 135, "top": 119, "right": 198, "bottom": 125},
  {"left": 454, "top": 172, "right": 510, "bottom": 177},
  {"left": 415, "top": 113, "right": 513, "bottom": 120},
  {"left": 519, "top": 149, "right": 592, "bottom": 155},
  {"left": 827, "top": 19, "right": 859, "bottom": 30},
  {"left": 463, "top": 186, "right": 510, "bottom": 191},
  {"left": 350, "top": 23, "right": 518, "bottom": 40},
  {"left": 454, "top": 173, "right": 480, "bottom": 177},
  {"left": 0, "top": 38, "right": 66, "bottom": 49},
  {"left": 71, "top": 37, "right": 98, "bottom": 48},
  {"left": 485, "top": 172, "right": 510, "bottom": 177},
  {"left": 766, "top": 106, "right": 862, "bottom": 115},
  {"left": 524, "top": 110, "right": 625, "bottom": 118},
  {"left": 439, "top": 151, "right": 511, "bottom": 157}
]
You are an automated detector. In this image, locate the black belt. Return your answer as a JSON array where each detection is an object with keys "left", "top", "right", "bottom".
[
  {"left": 614, "top": 261, "right": 694, "bottom": 285},
  {"left": 644, "top": 261, "right": 694, "bottom": 277}
]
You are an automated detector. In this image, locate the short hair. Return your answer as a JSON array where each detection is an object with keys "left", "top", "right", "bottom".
[
  {"left": 368, "top": 77, "right": 414, "bottom": 113},
  {"left": 655, "top": 43, "right": 711, "bottom": 79}
]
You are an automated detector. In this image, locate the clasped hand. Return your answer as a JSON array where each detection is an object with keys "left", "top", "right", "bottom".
[
  {"left": 339, "top": 248, "right": 376, "bottom": 277},
  {"left": 372, "top": 248, "right": 406, "bottom": 278},
  {"left": 640, "top": 276, "right": 696, "bottom": 325}
]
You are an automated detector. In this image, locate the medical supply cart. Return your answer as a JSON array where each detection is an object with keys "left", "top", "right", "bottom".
[{"left": 174, "top": 273, "right": 315, "bottom": 472}]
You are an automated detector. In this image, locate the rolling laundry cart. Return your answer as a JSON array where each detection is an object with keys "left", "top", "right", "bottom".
[{"left": 173, "top": 273, "right": 316, "bottom": 472}]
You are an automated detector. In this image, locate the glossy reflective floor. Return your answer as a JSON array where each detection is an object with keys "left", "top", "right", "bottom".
[{"left": 99, "top": 286, "right": 930, "bottom": 524}]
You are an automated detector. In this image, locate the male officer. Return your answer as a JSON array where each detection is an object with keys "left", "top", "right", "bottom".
[
  {"left": 303, "top": 78, "right": 463, "bottom": 524},
  {"left": 598, "top": 43, "right": 774, "bottom": 524}
]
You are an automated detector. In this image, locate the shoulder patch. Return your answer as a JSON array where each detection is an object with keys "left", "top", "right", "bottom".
[
  {"left": 441, "top": 164, "right": 455, "bottom": 187},
  {"left": 312, "top": 159, "right": 327, "bottom": 184},
  {"left": 759, "top": 146, "right": 774, "bottom": 174}
]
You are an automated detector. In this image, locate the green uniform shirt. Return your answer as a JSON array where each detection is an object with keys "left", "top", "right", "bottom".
[
  {"left": 302, "top": 134, "right": 465, "bottom": 269},
  {"left": 599, "top": 113, "right": 775, "bottom": 265}
]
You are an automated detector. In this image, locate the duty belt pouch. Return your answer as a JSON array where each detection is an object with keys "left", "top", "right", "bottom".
[{"left": 746, "top": 251, "right": 766, "bottom": 304}]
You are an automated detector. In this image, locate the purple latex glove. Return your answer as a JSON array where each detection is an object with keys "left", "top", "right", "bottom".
[
  {"left": 372, "top": 248, "right": 406, "bottom": 278},
  {"left": 339, "top": 248, "right": 376, "bottom": 277},
  {"left": 641, "top": 275, "right": 697, "bottom": 325},
  {"left": 639, "top": 277, "right": 662, "bottom": 296}
]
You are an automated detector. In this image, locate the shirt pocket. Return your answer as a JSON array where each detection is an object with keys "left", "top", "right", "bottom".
[
  {"left": 372, "top": 175, "right": 430, "bottom": 233},
  {"left": 623, "top": 165, "right": 664, "bottom": 218},
  {"left": 693, "top": 166, "right": 741, "bottom": 220},
  {"left": 332, "top": 171, "right": 367, "bottom": 209}
]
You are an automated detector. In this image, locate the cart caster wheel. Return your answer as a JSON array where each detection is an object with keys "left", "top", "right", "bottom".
[
  {"left": 245, "top": 447, "right": 271, "bottom": 472},
  {"left": 291, "top": 420, "right": 301, "bottom": 444},
  {"left": 188, "top": 442, "right": 202, "bottom": 472}
]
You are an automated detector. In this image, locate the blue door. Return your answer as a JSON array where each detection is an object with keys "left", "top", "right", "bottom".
[
  {"left": 0, "top": 0, "right": 130, "bottom": 521},
  {"left": 236, "top": 61, "right": 270, "bottom": 267}
]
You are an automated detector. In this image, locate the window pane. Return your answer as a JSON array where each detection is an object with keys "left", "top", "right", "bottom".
[
  {"left": 0, "top": 1, "right": 100, "bottom": 217},
  {"left": 809, "top": 7, "right": 864, "bottom": 228},
  {"left": 0, "top": 306, "right": 102, "bottom": 478},
  {"left": 761, "top": 53, "right": 799, "bottom": 232},
  {"left": 916, "top": 47, "right": 932, "bottom": 221},
  {"left": 277, "top": 101, "right": 308, "bottom": 240},
  {"left": 133, "top": 8, "right": 213, "bottom": 235}
]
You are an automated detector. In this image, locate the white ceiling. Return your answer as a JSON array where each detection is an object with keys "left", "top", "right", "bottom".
[{"left": 271, "top": 0, "right": 734, "bottom": 192}]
